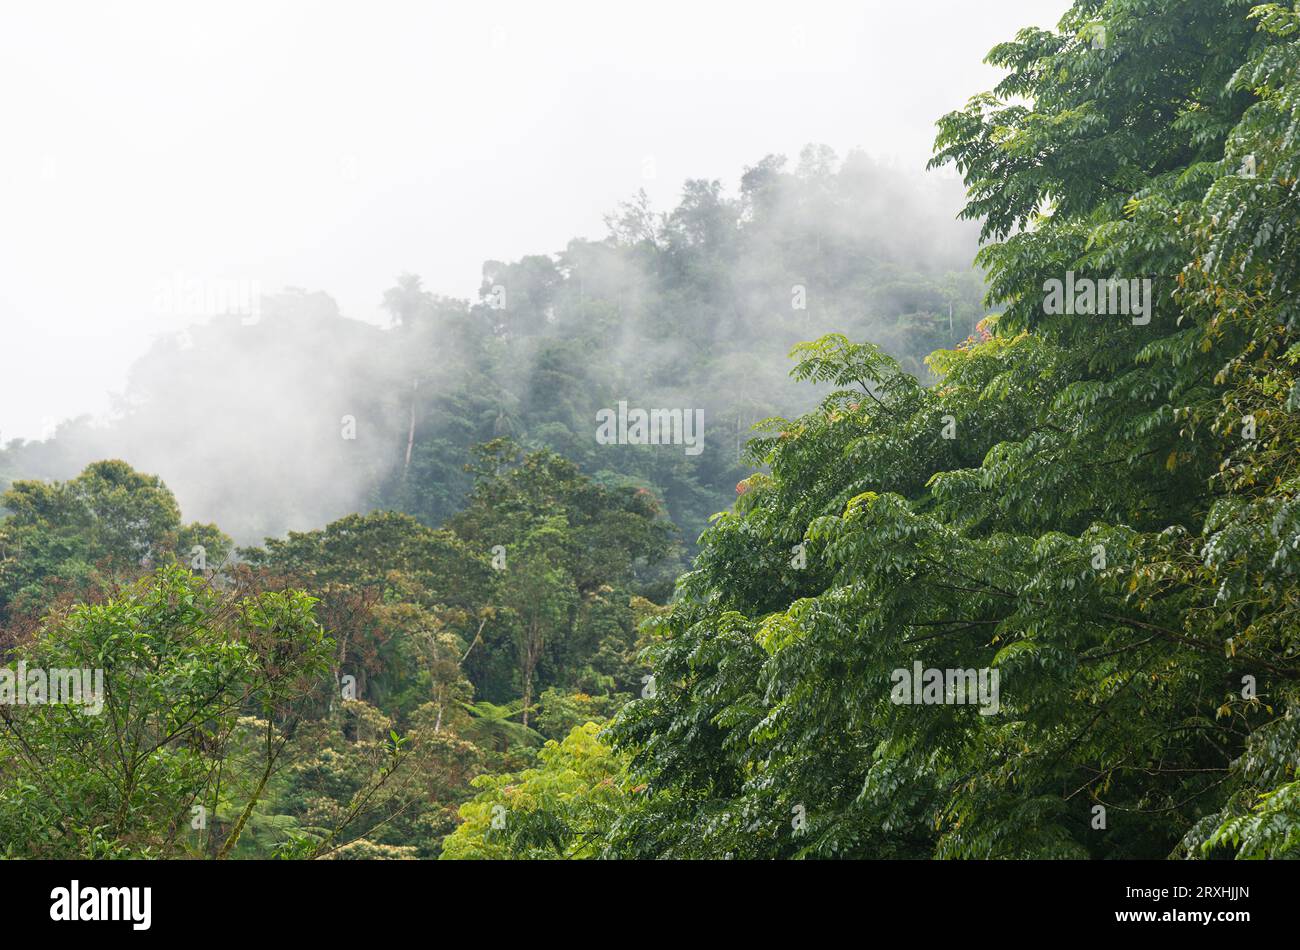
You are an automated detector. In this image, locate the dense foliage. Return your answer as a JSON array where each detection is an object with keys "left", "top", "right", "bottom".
[
  {"left": 593, "top": 0, "right": 1300, "bottom": 859},
  {"left": 2, "top": 0, "right": 1298, "bottom": 860}
]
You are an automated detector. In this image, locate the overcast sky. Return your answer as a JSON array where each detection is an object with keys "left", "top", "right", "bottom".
[{"left": 0, "top": 0, "right": 1068, "bottom": 442}]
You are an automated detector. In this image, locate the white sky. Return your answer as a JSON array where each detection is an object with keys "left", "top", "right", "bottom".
[{"left": 0, "top": 0, "right": 1068, "bottom": 442}]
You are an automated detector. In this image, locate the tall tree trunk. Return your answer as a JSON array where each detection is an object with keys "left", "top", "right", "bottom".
[
  {"left": 521, "top": 617, "right": 540, "bottom": 731},
  {"left": 217, "top": 720, "right": 276, "bottom": 859},
  {"left": 403, "top": 377, "right": 419, "bottom": 476}
]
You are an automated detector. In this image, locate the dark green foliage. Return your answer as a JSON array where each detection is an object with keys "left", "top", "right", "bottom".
[{"left": 601, "top": 0, "right": 1300, "bottom": 860}]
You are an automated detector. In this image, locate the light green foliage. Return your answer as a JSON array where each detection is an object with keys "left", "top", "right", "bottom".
[{"left": 440, "top": 722, "right": 633, "bottom": 859}]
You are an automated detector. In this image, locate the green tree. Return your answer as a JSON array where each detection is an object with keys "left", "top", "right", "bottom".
[
  {"left": 440, "top": 722, "right": 634, "bottom": 859},
  {"left": 607, "top": 0, "right": 1300, "bottom": 859},
  {"left": 0, "top": 460, "right": 230, "bottom": 627},
  {"left": 0, "top": 566, "right": 336, "bottom": 857}
]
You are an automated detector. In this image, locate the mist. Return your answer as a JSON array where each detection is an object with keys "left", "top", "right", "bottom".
[
  {"left": 1, "top": 0, "right": 1069, "bottom": 443},
  {"left": 0, "top": 0, "right": 1074, "bottom": 548},
  {"left": 2, "top": 148, "right": 982, "bottom": 547}
]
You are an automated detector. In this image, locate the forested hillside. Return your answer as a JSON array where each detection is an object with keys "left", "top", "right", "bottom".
[
  {"left": 2, "top": 0, "right": 1299, "bottom": 861},
  {"left": 0, "top": 148, "right": 980, "bottom": 561}
]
